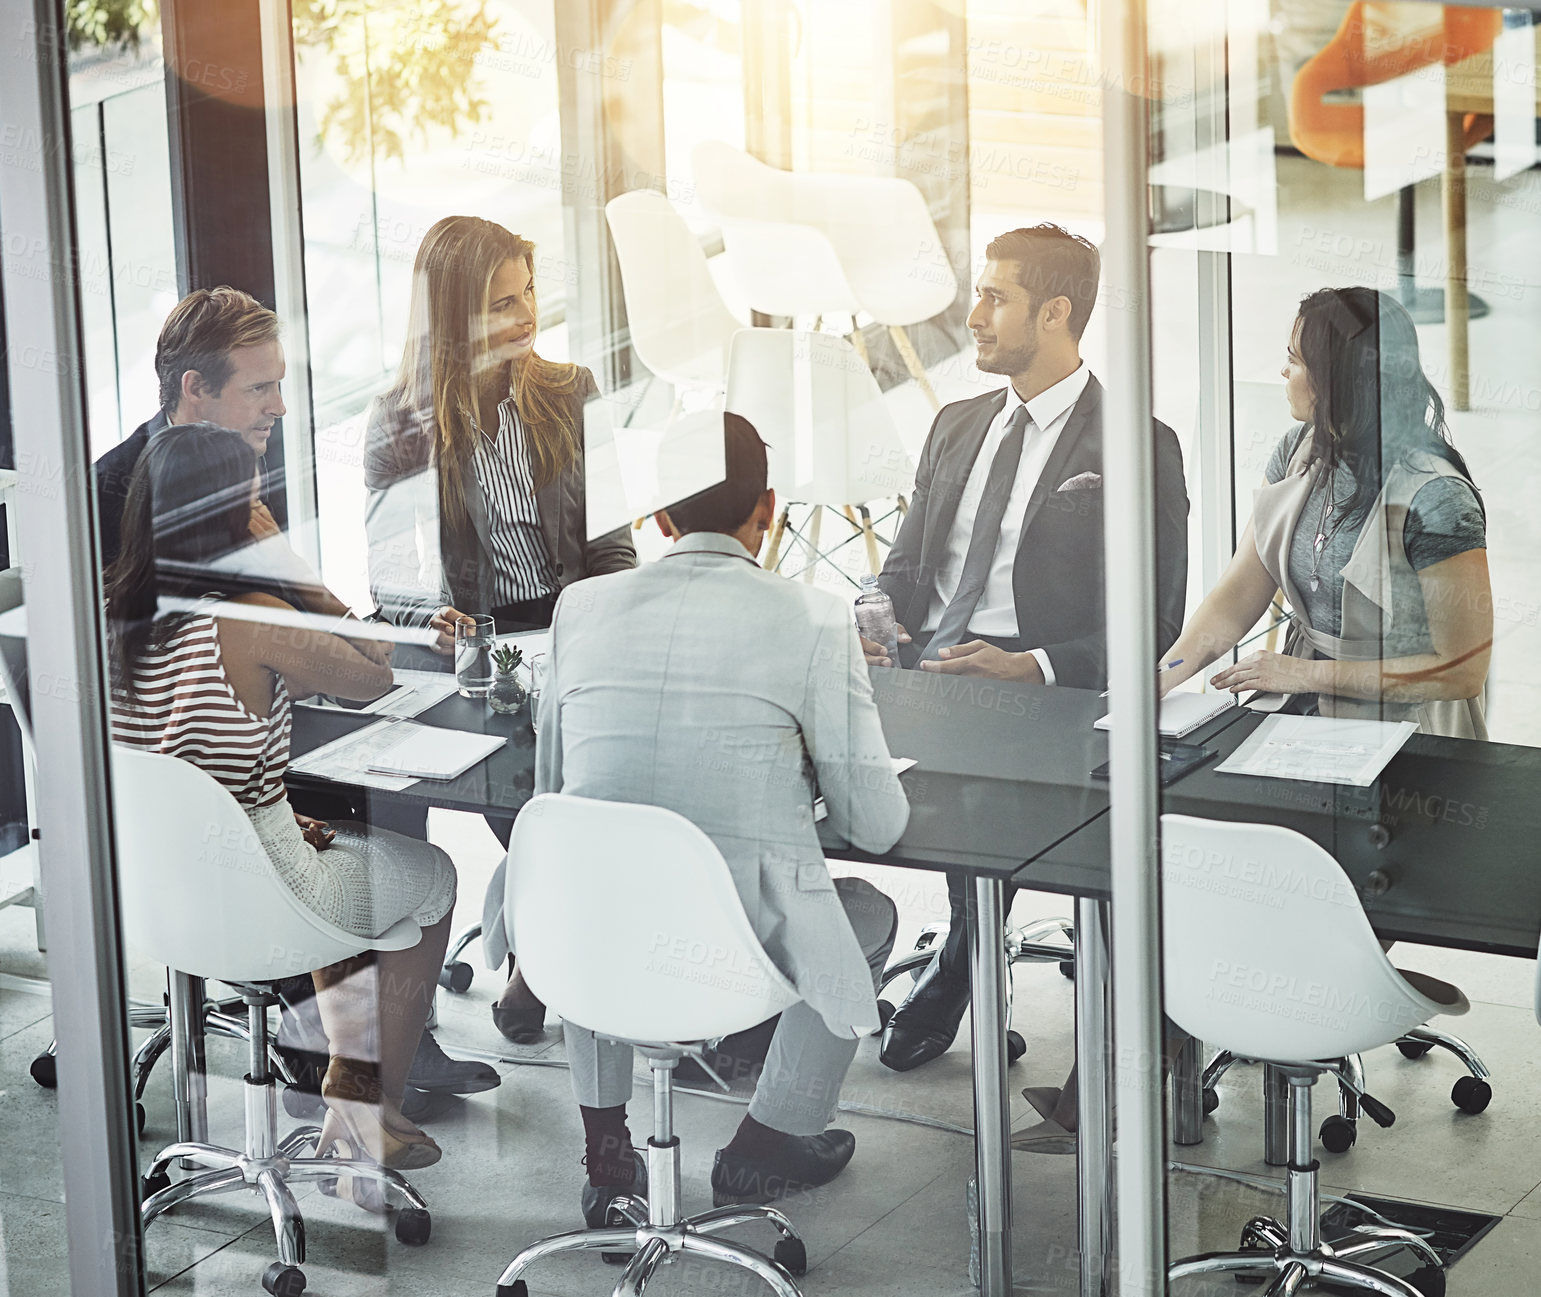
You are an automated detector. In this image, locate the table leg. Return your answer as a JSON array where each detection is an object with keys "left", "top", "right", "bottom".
[
  {"left": 969, "top": 876, "right": 1013, "bottom": 1297},
  {"left": 1263, "top": 1063, "right": 1290, "bottom": 1167},
  {"left": 1075, "top": 898, "right": 1111, "bottom": 1297},
  {"left": 1443, "top": 110, "right": 1470, "bottom": 411},
  {"left": 168, "top": 970, "right": 209, "bottom": 1167}
]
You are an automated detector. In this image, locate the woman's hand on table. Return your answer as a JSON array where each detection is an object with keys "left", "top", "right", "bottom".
[
  {"left": 1208, "top": 650, "right": 1321, "bottom": 697},
  {"left": 429, "top": 605, "right": 472, "bottom": 655}
]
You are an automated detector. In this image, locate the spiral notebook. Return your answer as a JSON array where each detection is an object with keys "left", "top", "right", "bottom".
[{"left": 1094, "top": 690, "right": 1236, "bottom": 739}]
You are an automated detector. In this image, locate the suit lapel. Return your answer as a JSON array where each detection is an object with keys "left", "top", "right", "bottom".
[{"left": 1015, "top": 374, "right": 1102, "bottom": 553}]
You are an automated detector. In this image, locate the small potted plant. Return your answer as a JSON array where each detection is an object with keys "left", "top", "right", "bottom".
[{"left": 488, "top": 643, "right": 527, "bottom": 715}]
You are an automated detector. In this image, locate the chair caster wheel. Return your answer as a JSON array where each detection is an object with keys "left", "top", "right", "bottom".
[
  {"left": 1452, "top": 1075, "right": 1491, "bottom": 1114},
  {"left": 1202, "top": 1087, "right": 1220, "bottom": 1114},
  {"left": 1058, "top": 959, "right": 1075, "bottom": 980},
  {"left": 31, "top": 1051, "right": 57, "bottom": 1088},
  {"left": 1406, "top": 1262, "right": 1447, "bottom": 1297},
  {"left": 774, "top": 1236, "right": 808, "bottom": 1276},
  {"left": 281, "top": 1085, "right": 324, "bottom": 1120},
  {"left": 1006, "top": 1031, "right": 1026, "bottom": 1064},
  {"left": 1319, "top": 1114, "right": 1357, "bottom": 1153},
  {"left": 394, "top": 1207, "right": 431, "bottom": 1245},
  {"left": 141, "top": 1170, "right": 171, "bottom": 1200},
  {"left": 438, "top": 961, "right": 473, "bottom": 993},
  {"left": 496, "top": 1282, "right": 528, "bottom": 1297},
  {"left": 1397, "top": 1038, "right": 1435, "bottom": 1060},
  {"left": 262, "top": 1261, "right": 306, "bottom": 1296},
  {"left": 135, "top": 1103, "right": 146, "bottom": 1137}
]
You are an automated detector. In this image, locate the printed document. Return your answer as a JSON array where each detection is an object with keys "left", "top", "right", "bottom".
[{"left": 1214, "top": 715, "right": 1417, "bottom": 787}]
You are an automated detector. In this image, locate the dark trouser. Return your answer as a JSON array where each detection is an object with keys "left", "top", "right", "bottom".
[
  {"left": 938, "top": 870, "right": 1018, "bottom": 980},
  {"left": 896, "top": 627, "right": 1028, "bottom": 978}
]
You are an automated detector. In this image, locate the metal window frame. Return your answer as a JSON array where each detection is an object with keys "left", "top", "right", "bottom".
[
  {"left": 0, "top": 2, "right": 144, "bottom": 1294},
  {"left": 1097, "top": 3, "right": 1170, "bottom": 1297}
]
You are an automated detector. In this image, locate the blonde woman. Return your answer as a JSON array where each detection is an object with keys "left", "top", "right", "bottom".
[{"left": 365, "top": 216, "right": 635, "bottom": 1043}]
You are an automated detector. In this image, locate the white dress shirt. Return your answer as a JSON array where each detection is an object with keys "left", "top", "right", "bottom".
[{"left": 921, "top": 363, "right": 1091, "bottom": 684}]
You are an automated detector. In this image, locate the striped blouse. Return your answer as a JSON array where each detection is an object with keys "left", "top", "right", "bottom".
[
  {"left": 112, "top": 611, "right": 291, "bottom": 811},
  {"left": 473, "top": 396, "right": 558, "bottom": 605}
]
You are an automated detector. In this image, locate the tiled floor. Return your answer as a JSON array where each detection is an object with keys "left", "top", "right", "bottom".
[{"left": 4, "top": 806, "right": 1541, "bottom": 1296}]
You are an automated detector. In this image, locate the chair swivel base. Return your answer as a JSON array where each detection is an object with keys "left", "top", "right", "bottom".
[
  {"left": 141, "top": 989, "right": 431, "bottom": 1296},
  {"left": 1171, "top": 1216, "right": 1444, "bottom": 1297},
  {"left": 496, "top": 1055, "right": 807, "bottom": 1297}
]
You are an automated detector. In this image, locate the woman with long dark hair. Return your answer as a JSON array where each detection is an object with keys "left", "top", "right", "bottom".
[
  {"left": 364, "top": 215, "right": 635, "bottom": 1044},
  {"left": 108, "top": 426, "right": 458, "bottom": 1186},
  {"left": 1161, "top": 285, "right": 1491, "bottom": 736}
]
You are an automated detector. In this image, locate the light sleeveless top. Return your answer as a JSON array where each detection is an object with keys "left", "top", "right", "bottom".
[{"left": 112, "top": 610, "right": 292, "bottom": 809}]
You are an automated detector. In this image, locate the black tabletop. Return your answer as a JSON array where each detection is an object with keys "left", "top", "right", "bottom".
[{"left": 1024, "top": 712, "right": 1541, "bottom": 959}]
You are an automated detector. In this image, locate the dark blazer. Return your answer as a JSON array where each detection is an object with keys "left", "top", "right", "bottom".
[
  {"left": 92, "top": 409, "right": 169, "bottom": 570},
  {"left": 878, "top": 374, "right": 1189, "bottom": 690},
  {"left": 363, "top": 366, "right": 636, "bottom": 628}
]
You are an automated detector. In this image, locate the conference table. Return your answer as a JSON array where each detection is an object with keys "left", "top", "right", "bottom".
[
  {"left": 285, "top": 663, "right": 1227, "bottom": 1297},
  {"left": 286, "top": 664, "right": 1541, "bottom": 1297}
]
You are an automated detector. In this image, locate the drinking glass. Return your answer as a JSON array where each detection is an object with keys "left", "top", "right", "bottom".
[
  {"left": 527, "top": 652, "right": 549, "bottom": 734},
  {"left": 454, "top": 614, "right": 496, "bottom": 698}
]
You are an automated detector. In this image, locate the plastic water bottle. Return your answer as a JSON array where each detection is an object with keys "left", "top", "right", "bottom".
[{"left": 854, "top": 575, "right": 899, "bottom": 663}]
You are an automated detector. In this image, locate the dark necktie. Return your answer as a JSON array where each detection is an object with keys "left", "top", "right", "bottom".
[{"left": 922, "top": 404, "right": 1031, "bottom": 660}]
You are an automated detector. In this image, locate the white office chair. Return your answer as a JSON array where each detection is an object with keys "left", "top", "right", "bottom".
[
  {"left": 726, "top": 328, "right": 915, "bottom": 580},
  {"left": 116, "top": 746, "right": 433, "bottom": 1296},
  {"left": 0, "top": 573, "right": 43, "bottom": 945},
  {"left": 605, "top": 188, "right": 743, "bottom": 399},
  {"left": 494, "top": 793, "right": 808, "bottom": 1297},
  {"left": 693, "top": 140, "right": 957, "bottom": 407},
  {"left": 1162, "top": 815, "right": 1465, "bottom": 1297}
]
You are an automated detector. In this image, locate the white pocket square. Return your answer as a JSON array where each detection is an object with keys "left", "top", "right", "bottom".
[{"left": 1056, "top": 471, "right": 1102, "bottom": 492}]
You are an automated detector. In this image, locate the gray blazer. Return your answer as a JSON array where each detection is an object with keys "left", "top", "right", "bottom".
[
  {"left": 482, "top": 532, "right": 911, "bottom": 1037},
  {"left": 363, "top": 367, "right": 635, "bottom": 628}
]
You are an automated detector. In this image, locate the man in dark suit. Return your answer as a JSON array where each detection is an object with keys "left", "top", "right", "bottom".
[
  {"left": 94, "top": 287, "right": 288, "bottom": 570},
  {"left": 864, "top": 224, "right": 1190, "bottom": 1071}
]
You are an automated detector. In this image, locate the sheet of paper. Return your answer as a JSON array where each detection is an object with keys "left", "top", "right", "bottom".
[
  {"left": 288, "top": 720, "right": 421, "bottom": 791},
  {"left": 1214, "top": 714, "right": 1417, "bottom": 787},
  {"left": 364, "top": 721, "right": 506, "bottom": 780},
  {"left": 360, "top": 669, "right": 460, "bottom": 718}
]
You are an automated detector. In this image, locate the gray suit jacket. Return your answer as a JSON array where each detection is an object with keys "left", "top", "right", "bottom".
[
  {"left": 482, "top": 532, "right": 910, "bottom": 1037},
  {"left": 363, "top": 368, "right": 635, "bottom": 627}
]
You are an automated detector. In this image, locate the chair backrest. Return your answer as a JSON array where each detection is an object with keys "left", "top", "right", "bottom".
[
  {"left": 0, "top": 571, "right": 31, "bottom": 756},
  {"left": 604, "top": 188, "right": 742, "bottom": 391},
  {"left": 726, "top": 328, "right": 915, "bottom": 507},
  {"left": 1161, "top": 814, "right": 1446, "bottom": 1062},
  {"left": 112, "top": 746, "right": 418, "bottom": 982},
  {"left": 506, "top": 793, "right": 801, "bottom": 1043},
  {"left": 693, "top": 140, "right": 956, "bottom": 326},
  {"left": 1290, "top": 3, "right": 1500, "bottom": 169}
]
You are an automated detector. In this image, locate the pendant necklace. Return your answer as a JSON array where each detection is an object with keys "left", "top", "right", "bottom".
[{"left": 1306, "top": 468, "right": 1348, "bottom": 593}]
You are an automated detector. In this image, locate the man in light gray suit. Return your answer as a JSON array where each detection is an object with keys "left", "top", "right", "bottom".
[{"left": 485, "top": 414, "right": 908, "bottom": 1222}]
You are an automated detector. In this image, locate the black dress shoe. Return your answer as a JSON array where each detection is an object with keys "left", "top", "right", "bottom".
[
  {"left": 582, "top": 1151, "right": 647, "bottom": 1265},
  {"left": 491, "top": 999, "right": 547, "bottom": 1044},
  {"left": 878, "top": 953, "right": 971, "bottom": 1072},
  {"left": 710, "top": 1130, "right": 856, "bottom": 1207},
  {"left": 674, "top": 1016, "right": 780, "bottom": 1088},
  {"left": 407, "top": 1031, "right": 501, "bottom": 1094}
]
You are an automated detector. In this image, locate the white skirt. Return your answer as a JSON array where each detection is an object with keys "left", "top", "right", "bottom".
[{"left": 250, "top": 799, "right": 457, "bottom": 939}]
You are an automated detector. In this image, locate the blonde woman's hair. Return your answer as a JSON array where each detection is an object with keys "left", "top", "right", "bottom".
[{"left": 386, "top": 216, "right": 584, "bottom": 540}]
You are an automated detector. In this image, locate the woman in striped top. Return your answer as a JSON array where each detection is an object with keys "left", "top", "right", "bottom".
[
  {"left": 108, "top": 426, "right": 457, "bottom": 1179},
  {"left": 364, "top": 216, "right": 636, "bottom": 1044}
]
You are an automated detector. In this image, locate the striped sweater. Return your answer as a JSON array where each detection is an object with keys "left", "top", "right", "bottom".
[{"left": 112, "top": 611, "right": 290, "bottom": 810}]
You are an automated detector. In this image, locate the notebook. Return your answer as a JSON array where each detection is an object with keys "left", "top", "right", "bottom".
[
  {"left": 364, "top": 721, "right": 507, "bottom": 780},
  {"left": 1094, "top": 690, "right": 1236, "bottom": 739}
]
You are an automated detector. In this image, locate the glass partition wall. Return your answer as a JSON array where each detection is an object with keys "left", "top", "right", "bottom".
[{"left": 6, "top": 2, "right": 1541, "bottom": 1297}]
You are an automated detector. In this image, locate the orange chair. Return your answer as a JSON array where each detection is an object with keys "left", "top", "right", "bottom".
[{"left": 1289, "top": 3, "right": 1499, "bottom": 324}]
